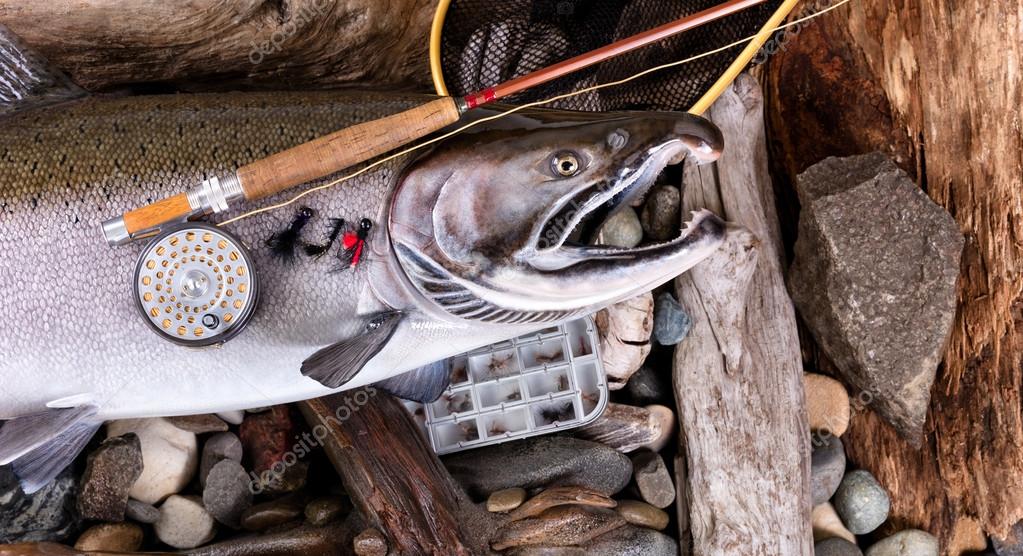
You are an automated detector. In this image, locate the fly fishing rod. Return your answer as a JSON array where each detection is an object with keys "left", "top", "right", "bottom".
[{"left": 100, "top": 0, "right": 765, "bottom": 246}]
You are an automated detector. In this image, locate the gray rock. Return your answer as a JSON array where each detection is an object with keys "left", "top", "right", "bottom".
[
  {"left": 202, "top": 459, "right": 253, "bottom": 527},
  {"left": 788, "top": 153, "right": 963, "bottom": 441},
  {"left": 0, "top": 466, "right": 78, "bottom": 543},
  {"left": 443, "top": 437, "right": 632, "bottom": 499},
  {"left": 78, "top": 433, "right": 143, "bottom": 521},
  {"left": 583, "top": 525, "right": 678, "bottom": 556},
  {"left": 125, "top": 498, "right": 160, "bottom": 524},
  {"left": 652, "top": 292, "right": 692, "bottom": 346},
  {"left": 630, "top": 451, "right": 675, "bottom": 509},
  {"left": 833, "top": 470, "right": 890, "bottom": 534},
  {"left": 200, "top": 432, "right": 243, "bottom": 488},
  {"left": 640, "top": 185, "right": 682, "bottom": 241},
  {"left": 865, "top": 529, "right": 938, "bottom": 556},
  {"left": 994, "top": 519, "right": 1023, "bottom": 555},
  {"left": 812, "top": 435, "right": 846, "bottom": 505},
  {"left": 623, "top": 366, "right": 671, "bottom": 406},
  {"left": 816, "top": 537, "right": 863, "bottom": 556},
  {"left": 596, "top": 207, "right": 643, "bottom": 248}
]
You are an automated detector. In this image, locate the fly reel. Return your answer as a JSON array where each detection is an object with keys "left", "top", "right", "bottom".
[{"left": 133, "top": 223, "right": 259, "bottom": 347}]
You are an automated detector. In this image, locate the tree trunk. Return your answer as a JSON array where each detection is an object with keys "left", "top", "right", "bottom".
[
  {"left": 764, "top": 1, "right": 1023, "bottom": 553},
  {"left": 0, "top": 0, "right": 434, "bottom": 92},
  {"left": 298, "top": 389, "right": 494, "bottom": 556},
  {"left": 673, "top": 74, "right": 812, "bottom": 555}
]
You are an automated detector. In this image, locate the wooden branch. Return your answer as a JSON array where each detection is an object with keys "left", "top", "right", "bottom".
[
  {"left": 764, "top": 1, "right": 1023, "bottom": 551},
  {"left": 298, "top": 389, "right": 494, "bottom": 556},
  {"left": 0, "top": 0, "right": 435, "bottom": 92},
  {"left": 673, "top": 74, "right": 812, "bottom": 555}
]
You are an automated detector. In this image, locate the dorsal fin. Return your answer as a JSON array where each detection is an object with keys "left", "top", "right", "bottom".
[{"left": 0, "top": 24, "right": 86, "bottom": 118}]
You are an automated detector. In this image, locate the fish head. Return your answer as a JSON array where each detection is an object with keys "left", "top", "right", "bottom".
[{"left": 389, "top": 107, "right": 727, "bottom": 319}]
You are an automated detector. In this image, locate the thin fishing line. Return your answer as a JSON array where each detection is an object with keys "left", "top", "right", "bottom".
[{"left": 219, "top": 0, "right": 852, "bottom": 227}]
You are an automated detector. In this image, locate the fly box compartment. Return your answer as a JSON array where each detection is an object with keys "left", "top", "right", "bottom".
[{"left": 404, "top": 315, "right": 609, "bottom": 454}]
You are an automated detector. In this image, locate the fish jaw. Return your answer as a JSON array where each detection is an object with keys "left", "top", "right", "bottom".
[{"left": 389, "top": 107, "right": 725, "bottom": 319}]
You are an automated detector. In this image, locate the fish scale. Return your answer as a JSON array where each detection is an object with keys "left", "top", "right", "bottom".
[{"left": 0, "top": 91, "right": 429, "bottom": 419}]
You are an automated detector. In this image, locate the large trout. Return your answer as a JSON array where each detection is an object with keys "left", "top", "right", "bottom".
[{"left": 0, "top": 31, "right": 725, "bottom": 491}]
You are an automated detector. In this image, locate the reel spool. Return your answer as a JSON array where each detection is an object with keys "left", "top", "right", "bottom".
[{"left": 133, "top": 223, "right": 259, "bottom": 347}]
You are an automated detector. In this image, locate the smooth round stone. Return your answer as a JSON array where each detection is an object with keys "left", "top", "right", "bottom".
[
  {"left": 640, "top": 185, "right": 682, "bottom": 241},
  {"left": 816, "top": 537, "right": 863, "bottom": 556},
  {"left": 354, "top": 528, "right": 388, "bottom": 556},
  {"left": 812, "top": 435, "right": 847, "bottom": 505},
  {"left": 200, "top": 432, "right": 243, "bottom": 488},
  {"left": 865, "top": 529, "right": 939, "bottom": 556},
  {"left": 107, "top": 418, "right": 198, "bottom": 505},
  {"left": 652, "top": 292, "right": 692, "bottom": 346},
  {"left": 240, "top": 497, "right": 304, "bottom": 532},
  {"left": 125, "top": 499, "right": 160, "bottom": 524},
  {"left": 615, "top": 500, "right": 669, "bottom": 531},
  {"left": 804, "top": 374, "right": 851, "bottom": 436},
  {"left": 166, "top": 414, "right": 229, "bottom": 434},
  {"left": 74, "top": 522, "right": 144, "bottom": 552},
  {"left": 812, "top": 503, "right": 856, "bottom": 544},
  {"left": 487, "top": 488, "right": 527, "bottom": 513},
  {"left": 304, "top": 496, "right": 346, "bottom": 526},
  {"left": 630, "top": 451, "right": 675, "bottom": 509},
  {"left": 216, "top": 410, "right": 245, "bottom": 425},
  {"left": 596, "top": 207, "right": 643, "bottom": 248},
  {"left": 833, "top": 470, "right": 890, "bottom": 534},
  {"left": 155, "top": 495, "right": 217, "bottom": 549},
  {"left": 623, "top": 366, "right": 671, "bottom": 406},
  {"left": 202, "top": 459, "right": 253, "bottom": 527},
  {"left": 583, "top": 525, "right": 678, "bottom": 555}
]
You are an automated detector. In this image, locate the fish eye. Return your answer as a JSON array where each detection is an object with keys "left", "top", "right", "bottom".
[{"left": 551, "top": 151, "right": 582, "bottom": 177}]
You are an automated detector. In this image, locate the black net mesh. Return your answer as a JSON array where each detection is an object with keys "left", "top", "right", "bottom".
[{"left": 439, "top": 0, "right": 782, "bottom": 112}]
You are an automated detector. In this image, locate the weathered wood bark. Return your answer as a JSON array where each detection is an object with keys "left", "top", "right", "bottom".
[
  {"left": 298, "top": 389, "right": 494, "bottom": 556},
  {"left": 673, "top": 74, "right": 811, "bottom": 555},
  {"left": 765, "top": 1, "right": 1023, "bottom": 552},
  {"left": 0, "top": 0, "right": 435, "bottom": 92}
]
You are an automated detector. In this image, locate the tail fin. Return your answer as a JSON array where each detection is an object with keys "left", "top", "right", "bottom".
[{"left": 0, "top": 404, "right": 101, "bottom": 493}]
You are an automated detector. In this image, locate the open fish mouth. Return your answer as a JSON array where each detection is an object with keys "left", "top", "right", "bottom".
[{"left": 529, "top": 140, "right": 696, "bottom": 270}]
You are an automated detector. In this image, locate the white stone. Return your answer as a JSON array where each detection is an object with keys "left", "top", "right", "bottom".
[
  {"left": 154, "top": 495, "right": 216, "bottom": 549},
  {"left": 812, "top": 502, "right": 856, "bottom": 544},
  {"left": 216, "top": 410, "right": 245, "bottom": 425},
  {"left": 107, "top": 418, "right": 197, "bottom": 504}
]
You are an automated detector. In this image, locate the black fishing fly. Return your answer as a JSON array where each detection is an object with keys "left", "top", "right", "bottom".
[
  {"left": 304, "top": 217, "right": 345, "bottom": 258},
  {"left": 266, "top": 206, "right": 315, "bottom": 262}
]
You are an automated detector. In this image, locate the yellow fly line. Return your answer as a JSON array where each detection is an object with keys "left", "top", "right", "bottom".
[
  {"left": 428, "top": 0, "right": 805, "bottom": 115},
  {"left": 221, "top": 0, "right": 851, "bottom": 227}
]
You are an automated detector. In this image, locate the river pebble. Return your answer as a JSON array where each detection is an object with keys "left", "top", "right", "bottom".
[
  {"left": 631, "top": 450, "right": 675, "bottom": 508},
  {"left": 107, "top": 418, "right": 197, "bottom": 505},
  {"left": 596, "top": 207, "right": 643, "bottom": 248},
  {"left": 805, "top": 374, "right": 851, "bottom": 436},
  {"left": 487, "top": 488, "right": 527, "bottom": 513},
  {"left": 125, "top": 499, "right": 160, "bottom": 524},
  {"left": 652, "top": 292, "right": 692, "bottom": 346},
  {"left": 615, "top": 500, "right": 669, "bottom": 530},
  {"left": 202, "top": 459, "right": 253, "bottom": 527},
  {"left": 354, "top": 528, "right": 388, "bottom": 556},
  {"left": 812, "top": 435, "right": 846, "bottom": 505},
  {"left": 74, "top": 522, "right": 144, "bottom": 552},
  {"left": 816, "top": 537, "right": 863, "bottom": 556},
  {"left": 640, "top": 185, "right": 682, "bottom": 241},
  {"left": 200, "top": 431, "right": 243, "bottom": 487},
  {"left": 304, "top": 496, "right": 347, "bottom": 526},
  {"left": 833, "top": 470, "right": 890, "bottom": 534},
  {"left": 865, "top": 529, "right": 938, "bottom": 556},
  {"left": 155, "top": 494, "right": 216, "bottom": 549}
]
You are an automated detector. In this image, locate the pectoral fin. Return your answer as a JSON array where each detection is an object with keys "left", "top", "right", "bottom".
[
  {"left": 301, "top": 311, "right": 403, "bottom": 389},
  {"left": 375, "top": 359, "right": 451, "bottom": 403},
  {"left": 0, "top": 403, "right": 101, "bottom": 493}
]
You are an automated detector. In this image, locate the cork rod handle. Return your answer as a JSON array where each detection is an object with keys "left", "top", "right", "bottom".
[{"left": 238, "top": 96, "right": 462, "bottom": 200}]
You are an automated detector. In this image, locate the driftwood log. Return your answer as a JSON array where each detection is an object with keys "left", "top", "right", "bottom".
[
  {"left": 298, "top": 390, "right": 495, "bottom": 555},
  {"left": 673, "top": 74, "right": 812, "bottom": 555},
  {"left": 765, "top": 1, "right": 1022, "bottom": 552},
  {"left": 0, "top": 0, "right": 435, "bottom": 92}
]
